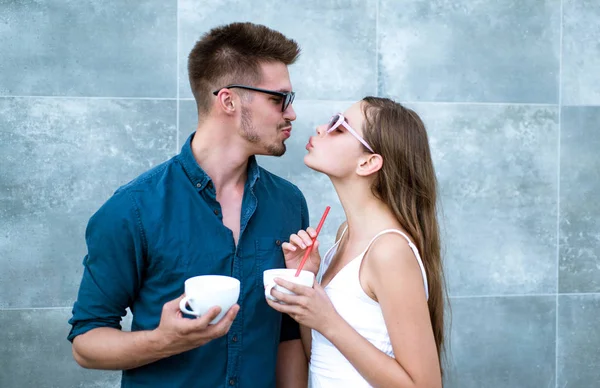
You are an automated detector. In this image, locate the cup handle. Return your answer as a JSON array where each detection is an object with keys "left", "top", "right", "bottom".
[
  {"left": 265, "top": 282, "right": 277, "bottom": 301},
  {"left": 179, "top": 296, "right": 196, "bottom": 315}
]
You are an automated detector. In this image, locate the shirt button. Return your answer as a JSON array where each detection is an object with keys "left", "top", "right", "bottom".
[
  {"left": 232, "top": 335, "right": 238, "bottom": 342},
  {"left": 229, "top": 379, "right": 235, "bottom": 386},
  {"left": 196, "top": 183, "right": 201, "bottom": 188},
  {"left": 213, "top": 209, "right": 219, "bottom": 215},
  {"left": 275, "top": 240, "right": 282, "bottom": 246}
]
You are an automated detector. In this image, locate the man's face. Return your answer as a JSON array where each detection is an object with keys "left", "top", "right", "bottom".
[{"left": 239, "top": 62, "right": 296, "bottom": 157}]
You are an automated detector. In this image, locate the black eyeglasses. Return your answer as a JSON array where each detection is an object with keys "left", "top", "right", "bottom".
[{"left": 212, "top": 84, "right": 295, "bottom": 112}]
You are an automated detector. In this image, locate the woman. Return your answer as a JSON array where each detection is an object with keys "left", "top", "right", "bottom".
[{"left": 267, "top": 97, "right": 446, "bottom": 387}]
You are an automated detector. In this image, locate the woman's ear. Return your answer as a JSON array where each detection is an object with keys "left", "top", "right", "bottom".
[{"left": 356, "top": 154, "right": 383, "bottom": 177}]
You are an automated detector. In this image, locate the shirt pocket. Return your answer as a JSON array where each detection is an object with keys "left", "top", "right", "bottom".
[{"left": 254, "top": 237, "right": 287, "bottom": 288}]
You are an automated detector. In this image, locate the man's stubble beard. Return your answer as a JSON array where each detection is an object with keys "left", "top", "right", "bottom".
[{"left": 241, "top": 106, "right": 286, "bottom": 157}]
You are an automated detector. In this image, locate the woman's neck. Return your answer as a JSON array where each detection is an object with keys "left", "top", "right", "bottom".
[{"left": 331, "top": 177, "right": 401, "bottom": 241}]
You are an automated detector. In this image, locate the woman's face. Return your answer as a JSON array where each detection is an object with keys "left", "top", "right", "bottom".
[{"left": 304, "top": 101, "right": 373, "bottom": 178}]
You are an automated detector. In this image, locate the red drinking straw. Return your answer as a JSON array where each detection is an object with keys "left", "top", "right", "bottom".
[{"left": 295, "top": 206, "right": 331, "bottom": 277}]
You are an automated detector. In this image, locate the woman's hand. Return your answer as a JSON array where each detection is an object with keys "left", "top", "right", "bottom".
[
  {"left": 266, "top": 278, "right": 340, "bottom": 336},
  {"left": 282, "top": 228, "right": 321, "bottom": 276}
]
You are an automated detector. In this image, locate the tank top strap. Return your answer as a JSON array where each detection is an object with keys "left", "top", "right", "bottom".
[
  {"left": 336, "top": 224, "right": 348, "bottom": 243},
  {"left": 361, "top": 229, "right": 429, "bottom": 300},
  {"left": 318, "top": 224, "right": 349, "bottom": 282}
]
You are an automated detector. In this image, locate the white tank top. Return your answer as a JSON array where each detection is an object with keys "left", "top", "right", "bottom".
[{"left": 309, "top": 227, "right": 429, "bottom": 388}]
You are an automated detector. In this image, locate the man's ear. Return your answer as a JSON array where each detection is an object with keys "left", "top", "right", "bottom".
[
  {"left": 356, "top": 154, "right": 383, "bottom": 177},
  {"left": 215, "top": 89, "right": 237, "bottom": 114}
]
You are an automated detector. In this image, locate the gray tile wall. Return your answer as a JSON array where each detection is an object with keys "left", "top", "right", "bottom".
[{"left": 1, "top": 1, "right": 598, "bottom": 387}]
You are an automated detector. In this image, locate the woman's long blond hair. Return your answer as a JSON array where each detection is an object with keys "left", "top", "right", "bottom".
[{"left": 361, "top": 97, "right": 448, "bottom": 375}]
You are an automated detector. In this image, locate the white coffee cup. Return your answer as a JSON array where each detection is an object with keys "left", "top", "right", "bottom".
[
  {"left": 179, "top": 275, "right": 240, "bottom": 324},
  {"left": 263, "top": 268, "right": 315, "bottom": 302}
]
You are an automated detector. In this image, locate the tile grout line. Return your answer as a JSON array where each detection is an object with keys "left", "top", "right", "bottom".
[
  {"left": 397, "top": 101, "right": 556, "bottom": 107},
  {"left": 450, "top": 293, "right": 556, "bottom": 299},
  {"left": 375, "top": 0, "right": 379, "bottom": 96},
  {"left": 450, "top": 293, "right": 557, "bottom": 299},
  {"left": 556, "top": 1, "right": 564, "bottom": 386},
  {"left": 3, "top": 293, "right": 600, "bottom": 311},
  {"left": 1, "top": 95, "right": 589, "bottom": 107},
  {"left": 450, "top": 292, "right": 600, "bottom": 299},
  {"left": 557, "top": 292, "right": 600, "bottom": 297},
  {"left": 176, "top": 0, "right": 180, "bottom": 153},
  {"left": 0, "top": 96, "right": 177, "bottom": 100},
  {"left": 1, "top": 307, "right": 71, "bottom": 311}
]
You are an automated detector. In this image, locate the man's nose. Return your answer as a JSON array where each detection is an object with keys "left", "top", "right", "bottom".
[{"left": 283, "top": 104, "right": 296, "bottom": 122}]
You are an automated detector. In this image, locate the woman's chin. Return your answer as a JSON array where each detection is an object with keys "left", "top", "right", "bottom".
[
  {"left": 303, "top": 155, "right": 329, "bottom": 174},
  {"left": 303, "top": 154, "right": 318, "bottom": 170}
]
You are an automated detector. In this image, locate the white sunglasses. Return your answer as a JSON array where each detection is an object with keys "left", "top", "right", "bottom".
[{"left": 326, "top": 113, "right": 374, "bottom": 153}]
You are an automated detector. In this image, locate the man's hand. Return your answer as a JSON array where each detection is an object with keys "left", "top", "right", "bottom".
[
  {"left": 282, "top": 227, "right": 321, "bottom": 276},
  {"left": 152, "top": 294, "right": 240, "bottom": 357}
]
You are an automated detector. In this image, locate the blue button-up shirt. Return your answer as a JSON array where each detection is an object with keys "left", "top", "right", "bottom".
[{"left": 68, "top": 133, "right": 309, "bottom": 387}]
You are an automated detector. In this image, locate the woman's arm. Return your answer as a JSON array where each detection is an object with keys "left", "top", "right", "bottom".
[
  {"left": 321, "top": 234, "right": 441, "bottom": 388},
  {"left": 282, "top": 221, "right": 348, "bottom": 360},
  {"left": 268, "top": 233, "right": 441, "bottom": 388}
]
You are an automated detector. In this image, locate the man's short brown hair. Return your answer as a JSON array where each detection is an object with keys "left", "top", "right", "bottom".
[{"left": 188, "top": 22, "right": 301, "bottom": 114}]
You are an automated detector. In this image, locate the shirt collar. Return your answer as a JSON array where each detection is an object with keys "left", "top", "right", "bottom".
[{"left": 178, "top": 132, "right": 261, "bottom": 191}]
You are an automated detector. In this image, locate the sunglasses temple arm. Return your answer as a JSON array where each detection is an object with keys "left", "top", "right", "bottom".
[{"left": 341, "top": 122, "right": 375, "bottom": 153}]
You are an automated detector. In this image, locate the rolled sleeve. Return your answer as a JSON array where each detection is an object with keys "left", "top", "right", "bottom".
[
  {"left": 67, "top": 190, "right": 146, "bottom": 342},
  {"left": 279, "top": 311, "right": 301, "bottom": 342}
]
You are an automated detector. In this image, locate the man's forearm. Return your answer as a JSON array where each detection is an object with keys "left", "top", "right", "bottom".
[{"left": 72, "top": 327, "right": 169, "bottom": 370}]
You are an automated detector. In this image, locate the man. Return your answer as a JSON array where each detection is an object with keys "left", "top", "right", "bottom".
[{"left": 68, "top": 22, "right": 315, "bottom": 387}]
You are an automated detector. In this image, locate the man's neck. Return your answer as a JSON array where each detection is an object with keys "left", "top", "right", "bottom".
[{"left": 191, "top": 121, "right": 251, "bottom": 191}]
